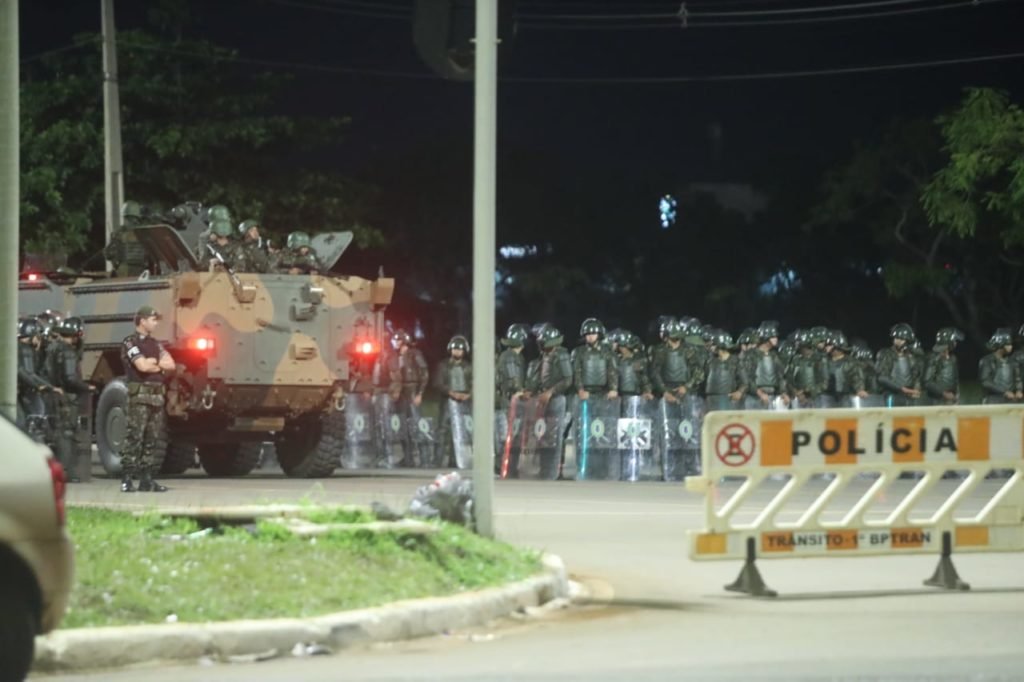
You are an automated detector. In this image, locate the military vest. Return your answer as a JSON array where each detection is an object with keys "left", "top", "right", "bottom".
[
  {"left": 18, "top": 343, "right": 38, "bottom": 375},
  {"left": 447, "top": 361, "right": 470, "bottom": 393},
  {"left": 789, "top": 355, "right": 818, "bottom": 390},
  {"left": 830, "top": 358, "right": 848, "bottom": 395},
  {"left": 860, "top": 361, "right": 879, "bottom": 394},
  {"left": 706, "top": 356, "right": 739, "bottom": 395},
  {"left": 579, "top": 346, "right": 611, "bottom": 388},
  {"left": 986, "top": 356, "right": 1015, "bottom": 392},
  {"left": 661, "top": 346, "right": 690, "bottom": 386},
  {"left": 497, "top": 349, "right": 525, "bottom": 395},
  {"left": 398, "top": 351, "right": 425, "bottom": 386},
  {"left": 927, "top": 354, "right": 958, "bottom": 394},
  {"left": 618, "top": 357, "right": 644, "bottom": 395},
  {"left": 889, "top": 353, "right": 913, "bottom": 389},
  {"left": 540, "top": 347, "right": 571, "bottom": 392},
  {"left": 753, "top": 352, "right": 781, "bottom": 390}
]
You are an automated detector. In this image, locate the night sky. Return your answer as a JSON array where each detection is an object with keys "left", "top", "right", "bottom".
[{"left": 18, "top": 0, "right": 1024, "bottom": 348}]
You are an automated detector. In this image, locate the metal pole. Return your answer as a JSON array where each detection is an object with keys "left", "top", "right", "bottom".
[
  {"left": 471, "top": 0, "right": 497, "bottom": 538},
  {"left": 102, "top": 0, "right": 123, "bottom": 271},
  {"left": 0, "top": 0, "right": 19, "bottom": 422}
]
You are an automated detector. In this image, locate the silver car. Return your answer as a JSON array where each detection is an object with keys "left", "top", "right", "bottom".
[{"left": 0, "top": 414, "right": 74, "bottom": 681}]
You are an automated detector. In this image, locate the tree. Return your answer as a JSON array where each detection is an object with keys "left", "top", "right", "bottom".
[{"left": 20, "top": 3, "right": 382, "bottom": 265}]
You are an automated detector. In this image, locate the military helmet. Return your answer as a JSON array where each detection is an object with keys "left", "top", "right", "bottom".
[
  {"left": 579, "top": 317, "right": 605, "bottom": 338},
  {"left": 36, "top": 310, "right": 62, "bottom": 336},
  {"left": 238, "top": 218, "right": 261, "bottom": 235},
  {"left": 502, "top": 323, "right": 530, "bottom": 348},
  {"left": 986, "top": 328, "right": 1013, "bottom": 351},
  {"left": 391, "top": 329, "right": 411, "bottom": 347},
  {"left": 606, "top": 328, "right": 627, "bottom": 347},
  {"left": 623, "top": 332, "right": 644, "bottom": 352},
  {"left": 447, "top": 335, "right": 470, "bottom": 353},
  {"left": 539, "top": 325, "right": 563, "bottom": 350},
  {"left": 206, "top": 204, "right": 232, "bottom": 223},
  {"left": 679, "top": 316, "right": 702, "bottom": 336},
  {"left": 738, "top": 327, "right": 757, "bottom": 346},
  {"left": 935, "top": 327, "right": 964, "bottom": 348},
  {"left": 889, "top": 322, "right": 915, "bottom": 341},
  {"left": 830, "top": 330, "right": 851, "bottom": 352},
  {"left": 808, "top": 325, "right": 829, "bottom": 345},
  {"left": 210, "top": 219, "right": 234, "bottom": 238},
  {"left": 56, "top": 316, "right": 84, "bottom": 337},
  {"left": 287, "top": 231, "right": 311, "bottom": 249},
  {"left": 713, "top": 330, "right": 736, "bottom": 350},
  {"left": 757, "top": 320, "right": 780, "bottom": 342},
  {"left": 664, "top": 319, "right": 686, "bottom": 341},
  {"left": 656, "top": 315, "right": 677, "bottom": 337},
  {"left": 17, "top": 317, "right": 41, "bottom": 339},
  {"left": 121, "top": 200, "right": 142, "bottom": 221}
]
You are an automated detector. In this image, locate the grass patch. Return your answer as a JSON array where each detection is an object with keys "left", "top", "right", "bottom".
[{"left": 64, "top": 507, "right": 541, "bottom": 628}]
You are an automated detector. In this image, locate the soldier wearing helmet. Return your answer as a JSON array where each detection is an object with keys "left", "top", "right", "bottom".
[
  {"left": 979, "top": 328, "right": 1022, "bottom": 403},
  {"left": 237, "top": 218, "right": 270, "bottom": 273},
  {"left": 651, "top": 319, "right": 698, "bottom": 403},
  {"left": 875, "top": 323, "right": 922, "bottom": 406},
  {"left": 526, "top": 326, "right": 573, "bottom": 399},
  {"left": 387, "top": 330, "right": 429, "bottom": 408},
  {"left": 615, "top": 332, "right": 653, "bottom": 399},
  {"left": 195, "top": 204, "right": 233, "bottom": 252},
  {"left": 851, "top": 340, "right": 880, "bottom": 396},
  {"left": 572, "top": 318, "right": 618, "bottom": 401},
  {"left": 16, "top": 317, "right": 57, "bottom": 431},
  {"left": 435, "top": 335, "right": 472, "bottom": 466},
  {"left": 277, "top": 231, "right": 323, "bottom": 275},
  {"left": 47, "top": 317, "right": 96, "bottom": 481},
  {"left": 826, "top": 331, "right": 868, "bottom": 405},
  {"left": 496, "top": 323, "right": 529, "bottom": 408},
  {"left": 704, "top": 330, "right": 746, "bottom": 411},
  {"left": 785, "top": 329, "right": 827, "bottom": 407},
  {"left": 740, "top": 320, "right": 788, "bottom": 408},
  {"left": 103, "top": 200, "right": 150, "bottom": 277},
  {"left": 197, "top": 219, "right": 246, "bottom": 272},
  {"left": 923, "top": 327, "right": 964, "bottom": 405}
]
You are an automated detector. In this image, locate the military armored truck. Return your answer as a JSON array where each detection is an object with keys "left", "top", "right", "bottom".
[{"left": 19, "top": 224, "right": 393, "bottom": 478}]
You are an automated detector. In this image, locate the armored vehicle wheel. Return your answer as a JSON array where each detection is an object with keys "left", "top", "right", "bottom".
[
  {"left": 197, "top": 442, "right": 263, "bottom": 477},
  {"left": 95, "top": 377, "right": 129, "bottom": 476},
  {"left": 277, "top": 413, "right": 342, "bottom": 478},
  {"left": 161, "top": 442, "right": 197, "bottom": 475}
]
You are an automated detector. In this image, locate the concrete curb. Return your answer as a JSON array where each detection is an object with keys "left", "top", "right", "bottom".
[{"left": 33, "top": 554, "right": 569, "bottom": 673}]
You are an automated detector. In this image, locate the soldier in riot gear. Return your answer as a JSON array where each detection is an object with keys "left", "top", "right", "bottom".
[
  {"left": 573, "top": 318, "right": 619, "bottom": 400},
  {"left": 277, "top": 231, "right": 323, "bottom": 275},
  {"left": 197, "top": 204, "right": 233, "bottom": 251},
  {"left": 16, "top": 317, "right": 57, "bottom": 433},
  {"left": 876, "top": 323, "right": 922, "bottom": 406},
  {"left": 388, "top": 330, "right": 429, "bottom": 407},
  {"left": 924, "top": 327, "right": 964, "bottom": 405},
  {"left": 48, "top": 317, "right": 96, "bottom": 481},
  {"left": 826, "top": 332, "right": 868, "bottom": 405},
  {"left": 786, "top": 329, "right": 828, "bottom": 407},
  {"left": 496, "top": 323, "right": 528, "bottom": 408},
  {"left": 651, "top": 320, "right": 699, "bottom": 402},
  {"left": 852, "top": 341, "right": 880, "bottom": 396},
  {"left": 741, "top": 321, "right": 788, "bottom": 408},
  {"left": 435, "top": 335, "right": 472, "bottom": 467},
  {"left": 648, "top": 316, "right": 677, "bottom": 367},
  {"left": 104, "top": 200, "right": 150, "bottom": 276},
  {"left": 197, "top": 219, "right": 246, "bottom": 271},
  {"left": 737, "top": 327, "right": 757, "bottom": 361},
  {"left": 237, "top": 218, "right": 270, "bottom": 273},
  {"left": 529, "top": 326, "right": 573, "bottom": 398},
  {"left": 705, "top": 330, "right": 746, "bottom": 411},
  {"left": 616, "top": 332, "right": 653, "bottom": 399},
  {"left": 979, "top": 328, "right": 1022, "bottom": 403}
]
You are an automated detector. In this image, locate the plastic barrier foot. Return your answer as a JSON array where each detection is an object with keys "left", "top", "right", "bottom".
[
  {"left": 923, "top": 531, "right": 970, "bottom": 591},
  {"left": 725, "top": 538, "right": 777, "bottom": 598}
]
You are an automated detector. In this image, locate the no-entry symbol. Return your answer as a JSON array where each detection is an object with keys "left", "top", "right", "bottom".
[{"left": 715, "top": 423, "right": 755, "bottom": 467}]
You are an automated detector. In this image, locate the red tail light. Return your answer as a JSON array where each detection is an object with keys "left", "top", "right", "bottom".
[
  {"left": 27, "top": 273, "right": 39, "bottom": 281},
  {"left": 357, "top": 341, "right": 377, "bottom": 355},
  {"left": 187, "top": 336, "right": 217, "bottom": 355},
  {"left": 48, "top": 457, "right": 66, "bottom": 527}
]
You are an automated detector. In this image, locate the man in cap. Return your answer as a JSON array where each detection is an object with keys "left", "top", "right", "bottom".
[{"left": 120, "top": 306, "right": 176, "bottom": 492}]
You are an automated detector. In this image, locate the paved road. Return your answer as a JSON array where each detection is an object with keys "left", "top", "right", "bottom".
[{"left": 37, "top": 471, "right": 1024, "bottom": 680}]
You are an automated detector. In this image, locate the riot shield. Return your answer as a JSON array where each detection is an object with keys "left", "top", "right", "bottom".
[
  {"left": 341, "top": 393, "right": 376, "bottom": 469},
  {"left": 846, "top": 394, "right": 886, "bottom": 409},
  {"left": 790, "top": 395, "right": 835, "bottom": 410},
  {"left": 618, "top": 396, "right": 657, "bottom": 482},
  {"left": 374, "top": 394, "right": 408, "bottom": 468},
  {"left": 659, "top": 395, "right": 706, "bottom": 481},
  {"left": 575, "top": 396, "right": 621, "bottom": 481},
  {"left": 447, "top": 399, "right": 473, "bottom": 470},
  {"left": 407, "top": 401, "right": 439, "bottom": 468},
  {"left": 679, "top": 395, "right": 705, "bottom": 477},
  {"left": 498, "top": 396, "right": 524, "bottom": 479},
  {"left": 743, "top": 394, "right": 789, "bottom": 411},
  {"left": 74, "top": 392, "right": 94, "bottom": 482},
  {"left": 519, "top": 395, "right": 567, "bottom": 480},
  {"left": 705, "top": 395, "right": 743, "bottom": 412}
]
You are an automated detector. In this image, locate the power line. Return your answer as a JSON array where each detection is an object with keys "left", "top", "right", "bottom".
[
  {"left": 262, "top": 0, "right": 411, "bottom": 20},
  {"left": 519, "top": 0, "right": 946, "bottom": 20},
  {"left": 503, "top": 51, "right": 1024, "bottom": 83},
  {"left": 20, "top": 39, "right": 99, "bottom": 64}
]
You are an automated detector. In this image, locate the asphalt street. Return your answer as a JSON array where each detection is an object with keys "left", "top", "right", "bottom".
[{"left": 35, "top": 468, "right": 1024, "bottom": 681}]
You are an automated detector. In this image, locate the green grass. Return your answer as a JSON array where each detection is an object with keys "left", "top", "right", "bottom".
[{"left": 64, "top": 507, "right": 541, "bottom": 628}]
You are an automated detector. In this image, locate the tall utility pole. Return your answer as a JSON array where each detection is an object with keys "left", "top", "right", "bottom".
[
  {"left": 102, "top": 0, "right": 124, "bottom": 268},
  {"left": 471, "top": 0, "right": 497, "bottom": 538},
  {"left": 0, "top": 0, "right": 19, "bottom": 422}
]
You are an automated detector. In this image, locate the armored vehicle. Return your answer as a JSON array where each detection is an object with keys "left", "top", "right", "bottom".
[{"left": 19, "top": 224, "right": 393, "bottom": 478}]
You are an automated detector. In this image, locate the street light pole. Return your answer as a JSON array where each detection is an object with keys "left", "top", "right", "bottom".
[
  {"left": 0, "top": 0, "right": 19, "bottom": 422},
  {"left": 471, "top": 0, "right": 497, "bottom": 538},
  {"left": 102, "top": 0, "right": 124, "bottom": 271}
]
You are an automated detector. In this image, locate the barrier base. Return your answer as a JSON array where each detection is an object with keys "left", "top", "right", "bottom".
[
  {"left": 923, "top": 532, "right": 970, "bottom": 591},
  {"left": 725, "top": 538, "right": 777, "bottom": 597}
]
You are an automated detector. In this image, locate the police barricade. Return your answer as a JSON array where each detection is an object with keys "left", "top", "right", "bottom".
[
  {"left": 341, "top": 393, "right": 376, "bottom": 469},
  {"left": 659, "top": 395, "right": 705, "bottom": 481},
  {"left": 574, "top": 396, "right": 621, "bottom": 481},
  {"left": 685, "top": 405, "right": 1024, "bottom": 597},
  {"left": 374, "top": 394, "right": 407, "bottom": 468},
  {"left": 407, "top": 402, "right": 439, "bottom": 468},
  {"left": 446, "top": 398, "right": 473, "bottom": 470},
  {"left": 518, "top": 395, "right": 568, "bottom": 480},
  {"left": 619, "top": 396, "right": 658, "bottom": 481}
]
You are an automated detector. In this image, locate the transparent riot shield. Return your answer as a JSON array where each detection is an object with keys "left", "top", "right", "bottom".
[
  {"left": 705, "top": 395, "right": 743, "bottom": 412},
  {"left": 679, "top": 394, "right": 705, "bottom": 477},
  {"left": 847, "top": 394, "right": 886, "bottom": 409},
  {"left": 618, "top": 396, "right": 657, "bottom": 482},
  {"left": 658, "top": 398, "right": 683, "bottom": 482},
  {"left": 743, "top": 394, "right": 789, "bottom": 411},
  {"left": 448, "top": 399, "right": 473, "bottom": 470},
  {"left": 519, "top": 395, "right": 567, "bottom": 481},
  {"left": 341, "top": 393, "right": 376, "bottom": 469},
  {"left": 498, "top": 396, "right": 525, "bottom": 479},
  {"left": 407, "top": 402, "right": 438, "bottom": 468},
  {"left": 574, "top": 396, "right": 621, "bottom": 481},
  {"left": 374, "top": 394, "right": 407, "bottom": 468},
  {"left": 659, "top": 395, "right": 706, "bottom": 481}
]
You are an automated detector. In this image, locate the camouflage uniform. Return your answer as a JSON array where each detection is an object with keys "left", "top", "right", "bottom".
[
  {"left": 572, "top": 319, "right": 618, "bottom": 397},
  {"left": 197, "top": 219, "right": 247, "bottom": 272},
  {"left": 237, "top": 219, "right": 270, "bottom": 273},
  {"left": 387, "top": 344, "right": 430, "bottom": 402},
  {"left": 435, "top": 336, "right": 472, "bottom": 467},
  {"left": 651, "top": 321, "right": 699, "bottom": 398},
  {"left": 704, "top": 332, "right": 745, "bottom": 411},
  {"left": 923, "top": 328, "right": 964, "bottom": 405},
  {"left": 277, "top": 232, "right": 322, "bottom": 274},
  {"left": 875, "top": 323, "right": 922, "bottom": 407},
  {"left": 104, "top": 201, "right": 148, "bottom": 276},
  {"left": 741, "top": 321, "right": 787, "bottom": 407},
  {"left": 785, "top": 333, "right": 828, "bottom": 405},
  {"left": 496, "top": 324, "right": 528, "bottom": 408},
  {"left": 16, "top": 318, "right": 52, "bottom": 435},
  {"left": 979, "top": 328, "right": 1022, "bottom": 404},
  {"left": 616, "top": 334, "right": 653, "bottom": 397},
  {"left": 48, "top": 319, "right": 93, "bottom": 480},
  {"left": 826, "top": 334, "right": 866, "bottom": 404},
  {"left": 120, "top": 307, "right": 171, "bottom": 491}
]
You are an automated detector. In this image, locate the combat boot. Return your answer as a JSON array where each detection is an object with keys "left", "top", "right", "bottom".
[
  {"left": 138, "top": 473, "right": 168, "bottom": 493},
  {"left": 120, "top": 475, "right": 136, "bottom": 493}
]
